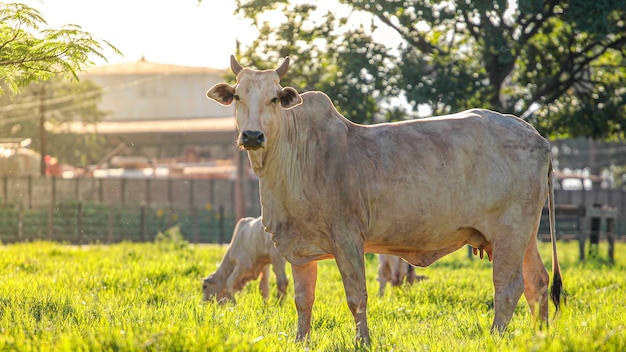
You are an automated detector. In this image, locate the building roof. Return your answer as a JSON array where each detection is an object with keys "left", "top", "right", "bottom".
[
  {"left": 52, "top": 116, "right": 236, "bottom": 135},
  {"left": 82, "top": 57, "right": 227, "bottom": 75}
]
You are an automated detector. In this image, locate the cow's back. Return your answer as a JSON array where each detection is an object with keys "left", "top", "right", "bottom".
[{"left": 228, "top": 217, "right": 272, "bottom": 261}]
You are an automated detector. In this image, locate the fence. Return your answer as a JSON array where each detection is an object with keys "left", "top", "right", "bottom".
[
  {"left": 1, "top": 175, "right": 626, "bottom": 244},
  {"left": 0, "top": 176, "right": 261, "bottom": 244}
]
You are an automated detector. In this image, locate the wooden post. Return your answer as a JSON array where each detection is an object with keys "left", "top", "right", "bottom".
[
  {"left": 39, "top": 84, "right": 47, "bottom": 177},
  {"left": 577, "top": 230, "right": 586, "bottom": 261},
  {"left": 167, "top": 178, "right": 173, "bottom": 228},
  {"left": 107, "top": 206, "right": 114, "bottom": 243},
  {"left": 146, "top": 178, "right": 151, "bottom": 206},
  {"left": 218, "top": 205, "right": 225, "bottom": 244},
  {"left": 589, "top": 216, "right": 600, "bottom": 259},
  {"left": 189, "top": 180, "right": 199, "bottom": 243},
  {"left": 577, "top": 204, "right": 587, "bottom": 261},
  {"left": 74, "top": 177, "right": 80, "bottom": 201},
  {"left": 192, "top": 206, "right": 199, "bottom": 243},
  {"left": 2, "top": 175, "right": 7, "bottom": 206},
  {"left": 47, "top": 177, "right": 56, "bottom": 240},
  {"left": 616, "top": 188, "right": 626, "bottom": 236},
  {"left": 189, "top": 179, "right": 195, "bottom": 209},
  {"left": 139, "top": 204, "right": 146, "bottom": 242},
  {"left": 120, "top": 178, "right": 126, "bottom": 206},
  {"left": 98, "top": 179, "right": 104, "bottom": 203},
  {"left": 607, "top": 217, "right": 615, "bottom": 264},
  {"left": 77, "top": 201, "right": 84, "bottom": 245},
  {"left": 17, "top": 202, "right": 23, "bottom": 241},
  {"left": 47, "top": 202, "right": 54, "bottom": 241},
  {"left": 27, "top": 176, "right": 32, "bottom": 209},
  {"left": 209, "top": 179, "right": 215, "bottom": 209}
]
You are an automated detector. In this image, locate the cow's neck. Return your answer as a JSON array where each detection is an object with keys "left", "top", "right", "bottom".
[
  {"left": 212, "top": 254, "right": 234, "bottom": 281},
  {"left": 252, "top": 108, "right": 310, "bottom": 233}
]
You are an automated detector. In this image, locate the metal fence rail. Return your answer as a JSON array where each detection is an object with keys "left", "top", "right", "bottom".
[
  {"left": 0, "top": 175, "right": 260, "bottom": 244},
  {"left": 0, "top": 201, "right": 236, "bottom": 244}
]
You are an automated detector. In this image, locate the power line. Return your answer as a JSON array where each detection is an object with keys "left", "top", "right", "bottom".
[{"left": 0, "top": 70, "right": 176, "bottom": 116}]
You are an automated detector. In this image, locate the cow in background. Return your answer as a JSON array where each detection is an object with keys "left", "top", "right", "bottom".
[
  {"left": 202, "top": 216, "right": 288, "bottom": 302},
  {"left": 377, "top": 254, "right": 427, "bottom": 296},
  {"left": 206, "top": 55, "right": 563, "bottom": 344}
]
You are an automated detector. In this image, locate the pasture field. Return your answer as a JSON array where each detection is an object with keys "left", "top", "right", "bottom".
[{"left": 0, "top": 237, "right": 624, "bottom": 351}]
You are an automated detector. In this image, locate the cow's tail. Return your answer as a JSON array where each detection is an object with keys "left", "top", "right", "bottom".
[{"left": 548, "top": 161, "right": 565, "bottom": 311}]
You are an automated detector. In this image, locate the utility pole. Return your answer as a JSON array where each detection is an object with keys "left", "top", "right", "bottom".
[{"left": 39, "top": 84, "right": 46, "bottom": 176}]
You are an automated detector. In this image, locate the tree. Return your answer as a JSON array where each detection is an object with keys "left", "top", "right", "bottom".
[
  {"left": 234, "top": 2, "right": 403, "bottom": 123},
  {"left": 0, "top": 2, "right": 120, "bottom": 94},
  {"left": 0, "top": 77, "right": 108, "bottom": 167},
  {"left": 234, "top": 0, "right": 626, "bottom": 140}
]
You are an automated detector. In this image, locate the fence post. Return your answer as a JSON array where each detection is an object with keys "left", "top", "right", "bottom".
[
  {"left": 74, "top": 177, "right": 80, "bottom": 201},
  {"left": 145, "top": 178, "right": 151, "bottom": 206},
  {"left": 98, "top": 179, "right": 104, "bottom": 203},
  {"left": 120, "top": 178, "right": 126, "bottom": 206},
  {"left": 47, "top": 202, "right": 53, "bottom": 241},
  {"left": 218, "top": 205, "right": 224, "bottom": 244},
  {"left": 17, "top": 202, "right": 23, "bottom": 241},
  {"left": 47, "top": 177, "right": 56, "bottom": 240},
  {"left": 189, "top": 179, "right": 195, "bottom": 209},
  {"left": 607, "top": 217, "right": 615, "bottom": 263},
  {"left": 192, "top": 206, "right": 199, "bottom": 243},
  {"left": 140, "top": 204, "right": 146, "bottom": 242},
  {"left": 209, "top": 179, "right": 215, "bottom": 208},
  {"left": 77, "top": 201, "right": 83, "bottom": 245},
  {"left": 27, "top": 176, "right": 32, "bottom": 209},
  {"left": 167, "top": 179, "right": 173, "bottom": 228},
  {"left": 107, "top": 206, "right": 114, "bottom": 243},
  {"left": 2, "top": 175, "right": 7, "bottom": 206}
]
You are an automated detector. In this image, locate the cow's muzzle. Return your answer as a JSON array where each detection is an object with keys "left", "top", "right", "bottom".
[{"left": 240, "top": 130, "right": 265, "bottom": 150}]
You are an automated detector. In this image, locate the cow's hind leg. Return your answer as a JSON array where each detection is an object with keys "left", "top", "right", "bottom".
[
  {"left": 522, "top": 236, "right": 550, "bottom": 328},
  {"left": 491, "top": 232, "right": 526, "bottom": 332}
]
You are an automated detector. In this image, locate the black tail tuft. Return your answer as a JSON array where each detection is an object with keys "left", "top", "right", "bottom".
[{"left": 550, "top": 268, "right": 566, "bottom": 313}]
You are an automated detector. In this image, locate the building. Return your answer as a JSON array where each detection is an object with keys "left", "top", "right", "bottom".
[{"left": 73, "top": 58, "right": 238, "bottom": 162}]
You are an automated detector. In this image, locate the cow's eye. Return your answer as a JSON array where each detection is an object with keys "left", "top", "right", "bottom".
[
  {"left": 271, "top": 97, "right": 278, "bottom": 103},
  {"left": 233, "top": 94, "right": 240, "bottom": 101}
]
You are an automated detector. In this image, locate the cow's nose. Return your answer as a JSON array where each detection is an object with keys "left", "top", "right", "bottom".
[{"left": 241, "top": 130, "right": 265, "bottom": 149}]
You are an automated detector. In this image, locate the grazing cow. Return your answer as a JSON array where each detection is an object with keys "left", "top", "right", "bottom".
[
  {"left": 206, "top": 56, "right": 564, "bottom": 344},
  {"left": 377, "top": 254, "right": 427, "bottom": 296},
  {"left": 202, "top": 216, "right": 288, "bottom": 302}
]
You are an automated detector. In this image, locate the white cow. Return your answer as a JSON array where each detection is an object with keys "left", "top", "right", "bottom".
[
  {"left": 202, "top": 216, "right": 288, "bottom": 302},
  {"left": 377, "top": 254, "right": 427, "bottom": 296},
  {"left": 206, "top": 56, "right": 564, "bottom": 344}
]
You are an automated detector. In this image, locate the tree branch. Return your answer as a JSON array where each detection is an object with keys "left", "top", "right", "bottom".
[
  {"left": 373, "top": 11, "right": 440, "bottom": 54},
  {"left": 518, "top": 0, "right": 560, "bottom": 45}
]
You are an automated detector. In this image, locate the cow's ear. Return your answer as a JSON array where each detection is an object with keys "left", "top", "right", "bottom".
[
  {"left": 279, "top": 87, "right": 302, "bottom": 109},
  {"left": 206, "top": 83, "right": 236, "bottom": 106}
]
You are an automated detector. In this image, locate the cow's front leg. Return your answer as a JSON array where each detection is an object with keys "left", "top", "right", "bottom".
[
  {"left": 334, "top": 241, "right": 370, "bottom": 345},
  {"left": 292, "top": 261, "right": 318, "bottom": 342}
]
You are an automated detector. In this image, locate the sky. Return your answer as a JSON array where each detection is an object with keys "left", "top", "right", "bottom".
[
  {"left": 21, "top": 0, "right": 403, "bottom": 70},
  {"left": 21, "top": 0, "right": 258, "bottom": 69},
  {"left": 19, "top": 0, "right": 412, "bottom": 111}
]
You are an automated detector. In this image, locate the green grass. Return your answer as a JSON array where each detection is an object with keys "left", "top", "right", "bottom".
[{"left": 0, "top": 239, "right": 624, "bottom": 351}]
